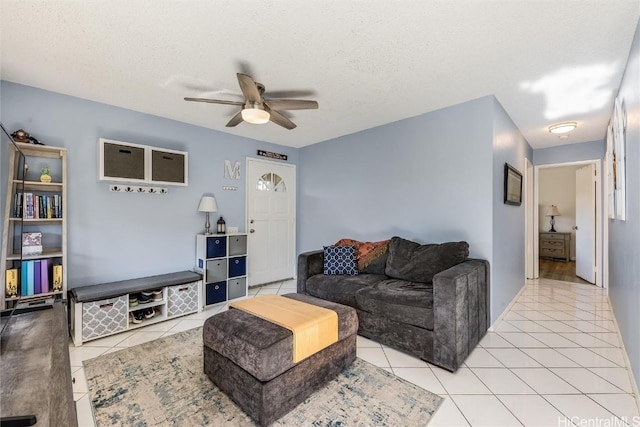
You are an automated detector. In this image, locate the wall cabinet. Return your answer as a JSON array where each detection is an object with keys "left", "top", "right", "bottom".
[
  {"left": 98, "top": 138, "right": 188, "bottom": 186},
  {"left": 195, "top": 234, "right": 248, "bottom": 307},
  {"left": 539, "top": 232, "right": 571, "bottom": 262},
  {"left": 1, "top": 142, "right": 67, "bottom": 309}
]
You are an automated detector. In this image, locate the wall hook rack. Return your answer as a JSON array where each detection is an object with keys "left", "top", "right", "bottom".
[{"left": 109, "top": 185, "right": 168, "bottom": 194}]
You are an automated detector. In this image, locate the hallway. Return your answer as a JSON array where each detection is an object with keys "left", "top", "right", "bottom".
[{"left": 539, "top": 258, "right": 592, "bottom": 285}]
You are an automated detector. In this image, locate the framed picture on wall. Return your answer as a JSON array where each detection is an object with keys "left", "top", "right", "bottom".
[
  {"left": 504, "top": 163, "right": 522, "bottom": 206},
  {"left": 613, "top": 96, "right": 626, "bottom": 220}
]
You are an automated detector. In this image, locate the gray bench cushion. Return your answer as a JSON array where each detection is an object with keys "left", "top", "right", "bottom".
[
  {"left": 69, "top": 271, "right": 201, "bottom": 302},
  {"left": 202, "top": 293, "right": 358, "bottom": 382}
]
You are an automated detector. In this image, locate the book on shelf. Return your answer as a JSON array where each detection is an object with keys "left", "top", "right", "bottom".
[
  {"left": 5, "top": 268, "right": 18, "bottom": 298},
  {"left": 40, "top": 259, "right": 49, "bottom": 293},
  {"left": 12, "top": 192, "right": 62, "bottom": 219},
  {"left": 19, "top": 260, "right": 36, "bottom": 296},
  {"left": 34, "top": 260, "right": 41, "bottom": 294},
  {"left": 21, "top": 262, "right": 28, "bottom": 296},
  {"left": 52, "top": 264, "right": 62, "bottom": 291},
  {"left": 22, "top": 232, "right": 43, "bottom": 256},
  {"left": 16, "top": 260, "right": 51, "bottom": 297}
]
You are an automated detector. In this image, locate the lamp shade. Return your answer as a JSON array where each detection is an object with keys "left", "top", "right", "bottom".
[
  {"left": 241, "top": 108, "right": 270, "bottom": 124},
  {"left": 546, "top": 205, "right": 561, "bottom": 217},
  {"left": 198, "top": 196, "right": 218, "bottom": 213}
]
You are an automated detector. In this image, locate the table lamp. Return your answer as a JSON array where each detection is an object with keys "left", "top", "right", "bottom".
[
  {"left": 198, "top": 196, "right": 218, "bottom": 235},
  {"left": 546, "top": 205, "right": 561, "bottom": 232}
]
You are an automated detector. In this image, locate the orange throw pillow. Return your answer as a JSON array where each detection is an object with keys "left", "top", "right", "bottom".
[{"left": 334, "top": 238, "right": 390, "bottom": 271}]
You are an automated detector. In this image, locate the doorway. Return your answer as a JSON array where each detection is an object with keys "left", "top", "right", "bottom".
[
  {"left": 532, "top": 160, "right": 605, "bottom": 287},
  {"left": 245, "top": 158, "right": 296, "bottom": 286}
]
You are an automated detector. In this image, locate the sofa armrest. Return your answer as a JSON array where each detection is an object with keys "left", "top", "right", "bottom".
[
  {"left": 297, "top": 250, "right": 324, "bottom": 294},
  {"left": 432, "top": 258, "right": 490, "bottom": 371}
]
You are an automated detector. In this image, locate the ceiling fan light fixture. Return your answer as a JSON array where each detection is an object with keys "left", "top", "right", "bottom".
[
  {"left": 548, "top": 121, "right": 577, "bottom": 134},
  {"left": 241, "top": 107, "right": 270, "bottom": 124}
]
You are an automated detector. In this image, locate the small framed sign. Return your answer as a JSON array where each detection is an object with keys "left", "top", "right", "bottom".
[
  {"left": 504, "top": 163, "right": 522, "bottom": 206},
  {"left": 257, "top": 150, "right": 287, "bottom": 161}
]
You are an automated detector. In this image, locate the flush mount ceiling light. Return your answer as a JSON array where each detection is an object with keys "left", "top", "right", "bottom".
[
  {"left": 241, "top": 103, "right": 270, "bottom": 124},
  {"left": 548, "top": 121, "right": 577, "bottom": 134}
]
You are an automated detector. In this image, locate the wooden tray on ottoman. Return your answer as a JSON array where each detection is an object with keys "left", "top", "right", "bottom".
[{"left": 202, "top": 293, "right": 358, "bottom": 426}]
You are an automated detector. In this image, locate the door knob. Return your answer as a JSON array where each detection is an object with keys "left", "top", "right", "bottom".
[{"left": 250, "top": 229, "right": 255, "bottom": 233}]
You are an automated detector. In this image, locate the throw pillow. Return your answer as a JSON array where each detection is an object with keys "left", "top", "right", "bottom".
[
  {"left": 323, "top": 245, "right": 358, "bottom": 275},
  {"left": 385, "top": 236, "right": 469, "bottom": 283},
  {"left": 334, "top": 238, "right": 390, "bottom": 274}
]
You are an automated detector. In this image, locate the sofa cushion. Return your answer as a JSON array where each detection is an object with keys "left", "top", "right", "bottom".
[
  {"left": 334, "top": 238, "right": 390, "bottom": 275},
  {"left": 323, "top": 245, "right": 358, "bottom": 275},
  {"left": 385, "top": 237, "right": 469, "bottom": 284},
  {"left": 305, "top": 273, "right": 387, "bottom": 308},
  {"left": 355, "top": 279, "right": 434, "bottom": 330}
]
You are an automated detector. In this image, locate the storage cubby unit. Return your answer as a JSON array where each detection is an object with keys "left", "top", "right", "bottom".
[
  {"left": 98, "top": 138, "right": 188, "bottom": 186},
  {"left": 69, "top": 271, "right": 201, "bottom": 345},
  {"left": 196, "top": 233, "right": 248, "bottom": 307}
]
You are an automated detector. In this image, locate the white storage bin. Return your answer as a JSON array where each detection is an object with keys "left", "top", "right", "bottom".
[
  {"left": 82, "top": 295, "right": 128, "bottom": 341},
  {"left": 167, "top": 281, "right": 199, "bottom": 317}
]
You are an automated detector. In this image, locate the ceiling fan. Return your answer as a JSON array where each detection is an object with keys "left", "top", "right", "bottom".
[{"left": 184, "top": 73, "right": 318, "bottom": 130}]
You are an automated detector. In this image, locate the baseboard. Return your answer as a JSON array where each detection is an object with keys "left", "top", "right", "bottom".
[
  {"left": 487, "top": 279, "right": 529, "bottom": 331},
  {"left": 608, "top": 306, "right": 640, "bottom": 414}
]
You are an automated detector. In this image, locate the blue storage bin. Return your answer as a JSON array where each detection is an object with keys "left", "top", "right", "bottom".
[
  {"left": 206, "top": 281, "right": 226, "bottom": 305},
  {"left": 206, "top": 236, "right": 227, "bottom": 258},
  {"left": 229, "top": 256, "right": 247, "bottom": 278}
]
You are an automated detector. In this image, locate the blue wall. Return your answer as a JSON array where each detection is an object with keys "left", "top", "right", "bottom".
[
  {"left": 0, "top": 81, "right": 299, "bottom": 287},
  {"left": 534, "top": 140, "right": 605, "bottom": 166},
  {"left": 608, "top": 18, "right": 640, "bottom": 389},
  {"left": 298, "top": 96, "right": 494, "bottom": 261},
  {"left": 491, "top": 98, "right": 533, "bottom": 321},
  {"left": 297, "top": 96, "right": 533, "bottom": 324}
]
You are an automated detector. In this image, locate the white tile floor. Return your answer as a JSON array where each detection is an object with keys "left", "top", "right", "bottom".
[{"left": 71, "top": 278, "right": 640, "bottom": 427}]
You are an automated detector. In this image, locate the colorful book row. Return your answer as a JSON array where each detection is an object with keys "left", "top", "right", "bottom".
[
  {"left": 13, "top": 192, "right": 62, "bottom": 219},
  {"left": 4, "top": 260, "right": 63, "bottom": 297}
]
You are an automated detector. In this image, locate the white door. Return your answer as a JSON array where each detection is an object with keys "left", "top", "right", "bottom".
[
  {"left": 525, "top": 158, "right": 535, "bottom": 279},
  {"left": 575, "top": 164, "right": 596, "bottom": 283},
  {"left": 246, "top": 158, "right": 296, "bottom": 286}
]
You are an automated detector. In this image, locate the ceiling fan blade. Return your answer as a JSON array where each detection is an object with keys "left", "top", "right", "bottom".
[
  {"left": 184, "top": 97, "right": 244, "bottom": 106},
  {"left": 237, "top": 73, "right": 262, "bottom": 103},
  {"left": 265, "top": 90, "right": 315, "bottom": 98},
  {"left": 264, "top": 99, "right": 318, "bottom": 110},
  {"left": 268, "top": 109, "right": 297, "bottom": 130},
  {"left": 226, "top": 111, "right": 244, "bottom": 127}
]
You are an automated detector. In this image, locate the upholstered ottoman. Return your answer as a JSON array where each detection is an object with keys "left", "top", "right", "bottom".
[{"left": 203, "top": 293, "right": 358, "bottom": 426}]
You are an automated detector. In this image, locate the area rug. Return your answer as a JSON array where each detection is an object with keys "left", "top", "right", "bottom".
[{"left": 84, "top": 327, "right": 443, "bottom": 426}]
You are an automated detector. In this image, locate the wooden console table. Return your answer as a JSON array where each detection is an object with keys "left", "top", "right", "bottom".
[
  {"left": 0, "top": 302, "right": 77, "bottom": 426},
  {"left": 539, "top": 232, "right": 571, "bottom": 262}
]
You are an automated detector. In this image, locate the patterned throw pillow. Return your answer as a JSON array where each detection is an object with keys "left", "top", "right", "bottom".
[
  {"left": 323, "top": 245, "right": 358, "bottom": 275},
  {"left": 334, "top": 238, "right": 390, "bottom": 274}
]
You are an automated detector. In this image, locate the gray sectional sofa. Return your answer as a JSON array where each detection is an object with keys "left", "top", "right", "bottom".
[{"left": 297, "top": 236, "right": 490, "bottom": 371}]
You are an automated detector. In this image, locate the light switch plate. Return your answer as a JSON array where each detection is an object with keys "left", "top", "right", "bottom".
[{"left": 227, "top": 226, "right": 239, "bottom": 234}]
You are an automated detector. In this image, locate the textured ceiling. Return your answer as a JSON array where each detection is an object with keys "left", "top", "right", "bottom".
[{"left": 1, "top": 1, "right": 638, "bottom": 149}]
